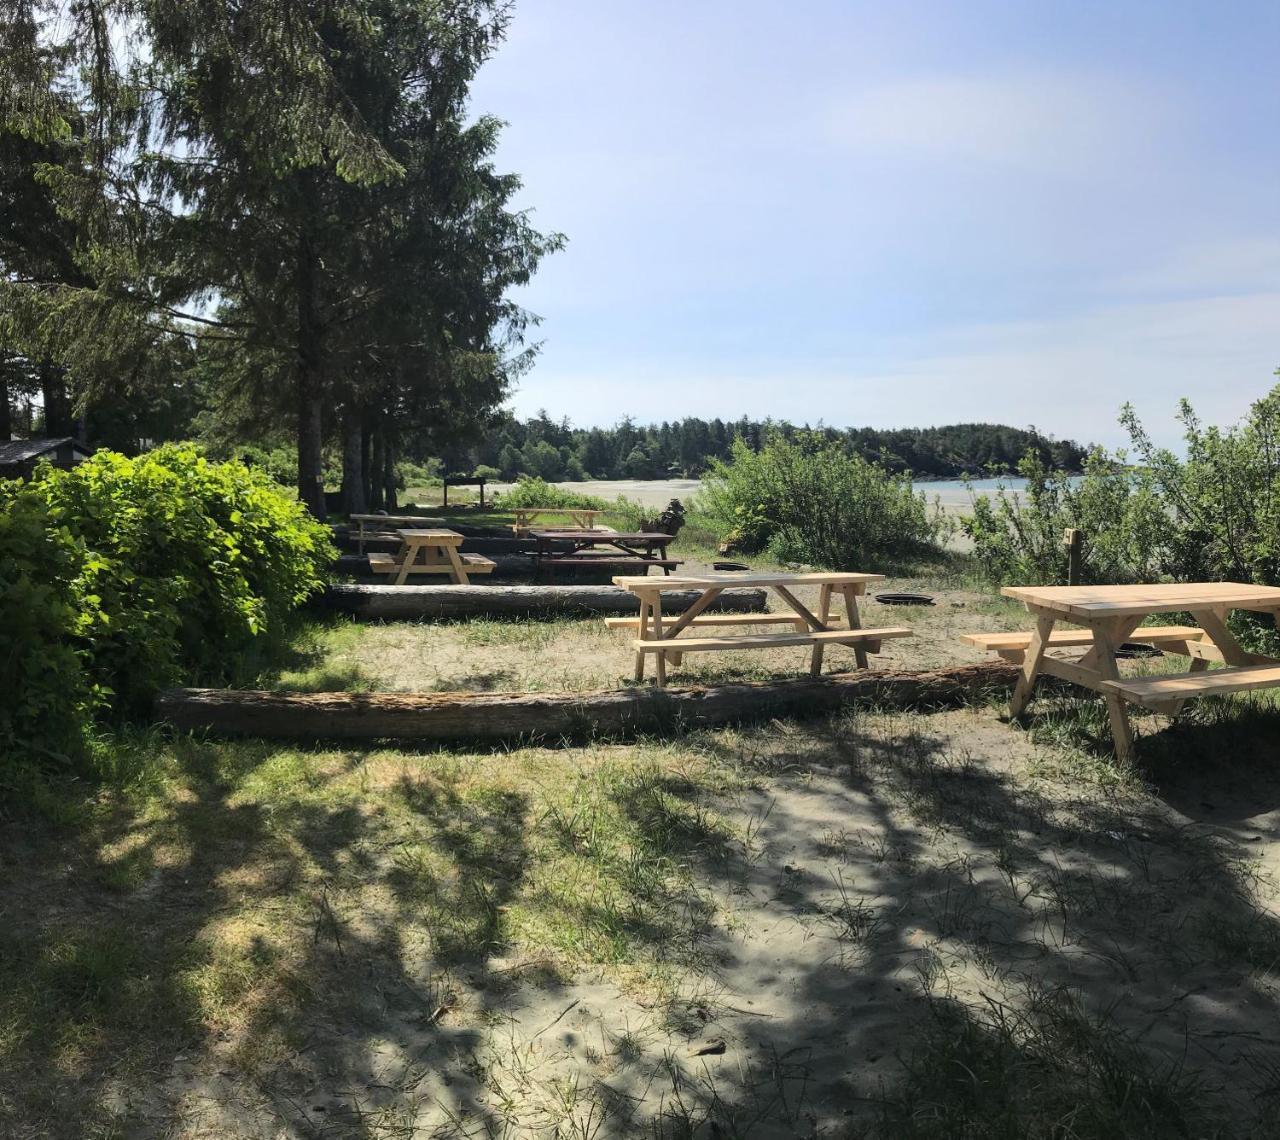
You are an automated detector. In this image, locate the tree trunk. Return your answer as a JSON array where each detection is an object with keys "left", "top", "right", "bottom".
[
  {"left": 319, "top": 583, "right": 768, "bottom": 620},
  {"left": 340, "top": 407, "right": 367, "bottom": 515},
  {"left": 361, "top": 421, "right": 373, "bottom": 507},
  {"left": 368, "top": 428, "right": 385, "bottom": 510},
  {"left": 382, "top": 431, "right": 398, "bottom": 511},
  {"left": 295, "top": 228, "right": 327, "bottom": 519},
  {"left": 157, "top": 662, "right": 1019, "bottom": 745},
  {"left": 0, "top": 362, "right": 11, "bottom": 441},
  {"left": 39, "top": 361, "right": 73, "bottom": 437}
]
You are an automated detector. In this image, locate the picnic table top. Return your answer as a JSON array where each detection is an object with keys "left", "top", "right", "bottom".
[
  {"left": 1002, "top": 581, "right": 1280, "bottom": 618},
  {"left": 613, "top": 570, "right": 884, "bottom": 591},
  {"left": 350, "top": 513, "right": 445, "bottom": 525},
  {"left": 531, "top": 529, "right": 673, "bottom": 542},
  {"left": 511, "top": 506, "right": 603, "bottom": 516},
  {"left": 396, "top": 527, "right": 464, "bottom": 544}
]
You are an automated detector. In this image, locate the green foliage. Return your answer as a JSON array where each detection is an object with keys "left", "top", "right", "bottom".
[
  {"left": 0, "top": 491, "right": 90, "bottom": 770},
  {"left": 0, "top": 446, "right": 334, "bottom": 790},
  {"left": 495, "top": 477, "right": 608, "bottom": 511},
  {"left": 702, "top": 432, "right": 950, "bottom": 569},
  {"left": 964, "top": 450, "right": 1168, "bottom": 586},
  {"left": 966, "top": 383, "right": 1280, "bottom": 590}
]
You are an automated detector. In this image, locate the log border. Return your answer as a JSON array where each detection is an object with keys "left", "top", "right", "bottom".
[{"left": 157, "top": 662, "right": 1020, "bottom": 746}]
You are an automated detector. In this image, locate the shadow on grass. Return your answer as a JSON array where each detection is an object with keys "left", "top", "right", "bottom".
[{"left": 8, "top": 696, "right": 1280, "bottom": 1137}]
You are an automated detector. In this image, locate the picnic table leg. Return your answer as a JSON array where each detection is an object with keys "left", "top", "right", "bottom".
[
  {"left": 357, "top": 518, "right": 366, "bottom": 555},
  {"left": 1090, "top": 618, "right": 1136, "bottom": 763},
  {"left": 634, "top": 599, "right": 650, "bottom": 682},
  {"left": 810, "top": 584, "right": 833, "bottom": 676},
  {"left": 393, "top": 541, "right": 416, "bottom": 586},
  {"left": 842, "top": 584, "right": 871, "bottom": 669},
  {"left": 1009, "top": 614, "right": 1054, "bottom": 718},
  {"left": 1167, "top": 657, "right": 1210, "bottom": 717},
  {"left": 444, "top": 543, "right": 471, "bottom": 586},
  {"left": 652, "top": 595, "right": 668, "bottom": 687},
  {"left": 1191, "top": 607, "right": 1251, "bottom": 665}
]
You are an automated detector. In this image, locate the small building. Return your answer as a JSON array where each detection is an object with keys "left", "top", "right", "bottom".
[{"left": 0, "top": 437, "right": 93, "bottom": 481}]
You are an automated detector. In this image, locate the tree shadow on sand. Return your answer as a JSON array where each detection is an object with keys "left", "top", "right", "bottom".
[{"left": 9, "top": 700, "right": 1280, "bottom": 1138}]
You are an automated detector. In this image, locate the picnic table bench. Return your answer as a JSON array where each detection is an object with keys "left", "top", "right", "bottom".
[
  {"left": 967, "top": 582, "right": 1280, "bottom": 761},
  {"left": 367, "top": 528, "right": 495, "bottom": 585},
  {"left": 509, "top": 507, "right": 603, "bottom": 536},
  {"left": 348, "top": 513, "right": 445, "bottom": 553},
  {"left": 611, "top": 571, "right": 913, "bottom": 686},
  {"left": 531, "top": 529, "right": 681, "bottom": 579}
]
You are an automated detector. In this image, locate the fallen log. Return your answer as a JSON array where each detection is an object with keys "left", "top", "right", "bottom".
[
  {"left": 317, "top": 583, "right": 767, "bottom": 621},
  {"left": 157, "top": 662, "right": 1019, "bottom": 744}
]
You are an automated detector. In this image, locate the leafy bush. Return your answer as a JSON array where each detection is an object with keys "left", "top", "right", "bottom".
[
  {"left": 224, "top": 443, "right": 343, "bottom": 490},
  {"left": 400, "top": 458, "right": 443, "bottom": 488},
  {"left": 966, "top": 383, "right": 1280, "bottom": 589},
  {"left": 702, "top": 431, "right": 951, "bottom": 569},
  {"left": 964, "top": 450, "right": 1168, "bottom": 586},
  {"left": 0, "top": 493, "right": 91, "bottom": 770},
  {"left": 1, "top": 445, "right": 334, "bottom": 786},
  {"left": 496, "top": 477, "right": 608, "bottom": 511}
]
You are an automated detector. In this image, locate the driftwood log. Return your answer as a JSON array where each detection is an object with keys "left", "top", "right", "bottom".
[
  {"left": 157, "top": 662, "right": 1019, "bottom": 744},
  {"left": 318, "top": 583, "right": 767, "bottom": 621}
]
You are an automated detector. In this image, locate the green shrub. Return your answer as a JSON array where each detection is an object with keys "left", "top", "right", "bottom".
[
  {"left": 496, "top": 477, "right": 608, "bottom": 511},
  {"left": 0, "top": 490, "right": 91, "bottom": 770},
  {"left": 1, "top": 445, "right": 334, "bottom": 788},
  {"left": 224, "top": 443, "right": 343, "bottom": 490},
  {"left": 965, "top": 382, "right": 1280, "bottom": 589},
  {"left": 964, "top": 450, "right": 1168, "bottom": 586},
  {"left": 702, "top": 431, "right": 950, "bottom": 569}
]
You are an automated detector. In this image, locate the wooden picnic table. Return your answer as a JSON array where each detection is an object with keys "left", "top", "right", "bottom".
[
  {"left": 509, "top": 507, "right": 603, "bottom": 535},
  {"left": 998, "top": 582, "right": 1280, "bottom": 761},
  {"left": 367, "top": 528, "right": 495, "bottom": 585},
  {"left": 530, "top": 529, "right": 680, "bottom": 578},
  {"left": 348, "top": 513, "right": 445, "bottom": 553},
  {"left": 612, "top": 570, "right": 914, "bottom": 687}
]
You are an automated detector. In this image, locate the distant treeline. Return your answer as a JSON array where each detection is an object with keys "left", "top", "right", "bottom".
[{"left": 442, "top": 414, "right": 1089, "bottom": 482}]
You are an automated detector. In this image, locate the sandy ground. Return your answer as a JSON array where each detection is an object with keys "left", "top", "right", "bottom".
[{"left": 105, "top": 704, "right": 1280, "bottom": 1137}]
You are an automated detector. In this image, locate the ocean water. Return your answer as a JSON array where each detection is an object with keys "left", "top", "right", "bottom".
[{"left": 915, "top": 475, "right": 1084, "bottom": 503}]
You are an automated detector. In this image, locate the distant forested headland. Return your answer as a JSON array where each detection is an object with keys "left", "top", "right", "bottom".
[{"left": 443, "top": 414, "right": 1088, "bottom": 482}]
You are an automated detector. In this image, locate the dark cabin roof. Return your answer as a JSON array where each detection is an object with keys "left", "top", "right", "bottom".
[{"left": 0, "top": 437, "right": 89, "bottom": 465}]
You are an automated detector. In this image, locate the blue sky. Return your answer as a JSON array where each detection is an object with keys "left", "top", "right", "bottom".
[{"left": 471, "top": 1, "right": 1280, "bottom": 448}]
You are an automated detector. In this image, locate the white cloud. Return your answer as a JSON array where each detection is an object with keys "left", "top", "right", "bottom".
[{"left": 824, "top": 71, "right": 1175, "bottom": 177}]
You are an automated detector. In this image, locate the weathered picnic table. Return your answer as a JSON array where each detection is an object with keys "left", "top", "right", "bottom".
[
  {"left": 612, "top": 571, "right": 914, "bottom": 686},
  {"left": 509, "top": 507, "right": 603, "bottom": 535},
  {"left": 367, "top": 528, "right": 495, "bottom": 585},
  {"left": 985, "top": 582, "right": 1280, "bottom": 761},
  {"left": 531, "top": 530, "right": 681, "bottom": 578},
  {"left": 348, "top": 513, "right": 445, "bottom": 554}
]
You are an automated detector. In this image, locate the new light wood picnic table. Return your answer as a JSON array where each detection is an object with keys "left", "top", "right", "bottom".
[
  {"left": 612, "top": 570, "right": 913, "bottom": 687},
  {"left": 999, "top": 582, "right": 1280, "bottom": 761},
  {"left": 348, "top": 513, "right": 445, "bottom": 553},
  {"left": 530, "top": 529, "right": 680, "bottom": 578},
  {"left": 367, "top": 528, "right": 495, "bottom": 585},
  {"left": 509, "top": 507, "right": 603, "bottom": 535}
]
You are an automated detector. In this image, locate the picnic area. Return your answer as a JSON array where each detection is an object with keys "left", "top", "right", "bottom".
[
  {"left": 5, "top": 1, "right": 1280, "bottom": 1135},
  {"left": 14, "top": 438, "right": 1280, "bottom": 1140}
]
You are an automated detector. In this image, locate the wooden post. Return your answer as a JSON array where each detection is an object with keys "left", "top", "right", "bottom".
[
  {"left": 1063, "top": 528, "right": 1083, "bottom": 586},
  {"left": 442, "top": 479, "right": 450, "bottom": 508}
]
